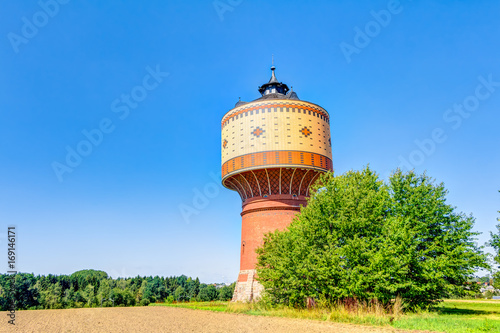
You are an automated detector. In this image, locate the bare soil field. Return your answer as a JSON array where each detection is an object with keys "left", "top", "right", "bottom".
[{"left": 2, "top": 306, "right": 418, "bottom": 333}]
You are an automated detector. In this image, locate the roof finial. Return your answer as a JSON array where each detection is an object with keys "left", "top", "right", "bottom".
[{"left": 272, "top": 54, "right": 274, "bottom": 66}]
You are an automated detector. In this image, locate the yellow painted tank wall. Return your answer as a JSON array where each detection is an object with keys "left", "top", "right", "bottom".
[{"left": 221, "top": 99, "right": 332, "bottom": 178}]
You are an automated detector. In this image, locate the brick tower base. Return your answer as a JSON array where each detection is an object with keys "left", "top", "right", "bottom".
[{"left": 232, "top": 194, "right": 307, "bottom": 302}]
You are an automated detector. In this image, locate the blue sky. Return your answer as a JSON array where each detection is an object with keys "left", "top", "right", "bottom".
[{"left": 1, "top": 0, "right": 499, "bottom": 283}]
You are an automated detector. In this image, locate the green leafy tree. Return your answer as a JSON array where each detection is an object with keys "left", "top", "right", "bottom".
[
  {"left": 110, "top": 288, "right": 123, "bottom": 306},
  {"left": 0, "top": 271, "right": 220, "bottom": 310},
  {"left": 187, "top": 277, "right": 201, "bottom": 300},
  {"left": 140, "top": 298, "right": 151, "bottom": 306},
  {"left": 14, "top": 274, "right": 39, "bottom": 309},
  {"left": 82, "top": 284, "right": 96, "bottom": 307},
  {"left": 70, "top": 270, "right": 108, "bottom": 292},
  {"left": 63, "top": 287, "right": 75, "bottom": 308},
  {"left": 137, "top": 280, "right": 148, "bottom": 303},
  {"left": 198, "top": 285, "right": 218, "bottom": 301},
  {"left": 97, "top": 279, "right": 112, "bottom": 306},
  {"left": 142, "top": 283, "right": 155, "bottom": 303},
  {"left": 0, "top": 284, "right": 6, "bottom": 310},
  {"left": 489, "top": 192, "right": 500, "bottom": 288},
  {"left": 116, "top": 278, "right": 130, "bottom": 291},
  {"left": 141, "top": 276, "right": 166, "bottom": 303},
  {"left": 174, "top": 286, "right": 187, "bottom": 302},
  {"left": 124, "top": 289, "right": 136, "bottom": 306},
  {"left": 256, "top": 168, "right": 488, "bottom": 309},
  {"left": 218, "top": 283, "right": 235, "bottom": 301},
  {"left": 41, "top": 282, "right": 63, "bottom": 309}
]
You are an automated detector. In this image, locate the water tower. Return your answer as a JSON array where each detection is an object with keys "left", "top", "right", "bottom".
[{"left": 221, "top": 65, "right": 333, "bottom": 301}]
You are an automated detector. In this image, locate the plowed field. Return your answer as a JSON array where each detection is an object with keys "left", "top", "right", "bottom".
[{"left": 2, "top": 306, "right": 416, "bottom": 333}]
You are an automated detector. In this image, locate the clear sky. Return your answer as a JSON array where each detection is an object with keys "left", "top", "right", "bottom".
[{"left": 1, "top": 0, "right": 499, "bottom": 283}]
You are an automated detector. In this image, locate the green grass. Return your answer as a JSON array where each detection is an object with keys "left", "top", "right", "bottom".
[
  {"left": 150, "top": 300, "right": 393, "bottom": 325},
  {"left": 393, "top": 300, "right": 500, "bottom": 333},
  {"left": 150, "top": 299, "right": 500, "bottom": 333},
  {"left": 150, "top": 301, "right": 228, "bottom": 312}
]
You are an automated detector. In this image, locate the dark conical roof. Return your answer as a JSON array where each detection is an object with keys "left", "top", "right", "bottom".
[
  {"left": 268, "top": 66, "right": 279, "bottom": 84},
  {"left": 286, "top": 86, "right": 299, "bottom": 100},
  {"left": 235, "top": 97, "right": 247, "bottom": 107},
  {"left": 258, "top": 65, "right": 289, "bottom": 97},
  {"left": 252, "top": 65, "right": 300, "bottom": 102}
]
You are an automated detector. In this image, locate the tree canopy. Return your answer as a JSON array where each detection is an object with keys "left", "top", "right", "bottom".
[
  {"left": 256, "top": 167, "right": 488, "bottom": 309},
  {"left": 488, "top": 191, "right": 500, "bottom": 288},
  {"left": 1, "top": 271, "right": 234, "bottom": 310}
]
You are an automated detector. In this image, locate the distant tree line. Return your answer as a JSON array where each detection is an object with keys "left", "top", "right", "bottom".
[{"left": 0, "top": 270, "right": 235, "bottom": 310}]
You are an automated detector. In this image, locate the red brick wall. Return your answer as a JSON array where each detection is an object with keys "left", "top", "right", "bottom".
[{"left": 239, "top": 195, "right": 308, "bottom": 271}]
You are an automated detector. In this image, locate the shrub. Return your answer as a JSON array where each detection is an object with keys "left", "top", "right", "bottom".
[{"left": 257, "top": 168, "right": 488, "bottom": 310}]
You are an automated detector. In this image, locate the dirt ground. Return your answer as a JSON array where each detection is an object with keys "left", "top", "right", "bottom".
[{"left": 2, "top": 306, "right": 418, "bottom": 333}]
